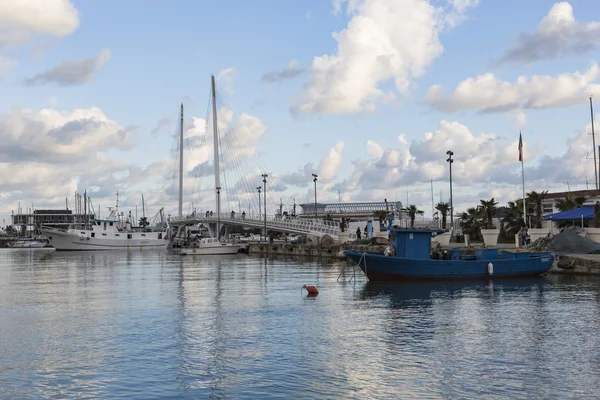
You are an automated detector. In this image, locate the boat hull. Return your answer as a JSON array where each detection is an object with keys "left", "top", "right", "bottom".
[
  {"left": 344, "top": 250, "right": 554, "bottom": 281},
  {"left": 40, "top": 228, "right": 168, "bottom": 251},
  {"left": 174, "top": 244, "right": 240, "bottom": 255},
  {"left": 7, "top": 241, "right": 48, "bottom": 249}
]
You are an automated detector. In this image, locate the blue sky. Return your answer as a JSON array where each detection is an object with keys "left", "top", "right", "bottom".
[{"left": 1, "top": 0, "right": 600, "bottom": 223}]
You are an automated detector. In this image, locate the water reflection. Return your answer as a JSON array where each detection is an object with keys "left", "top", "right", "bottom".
[{"left": 2, "top": 251, "right": 600, "bottom": 398}]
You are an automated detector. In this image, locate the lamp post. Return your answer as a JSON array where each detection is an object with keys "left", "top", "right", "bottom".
[
  {"left": 312, "top": 173, "right": 318, "bottom": 220},
  {"left": 262, "top": 174, "right": 268, "bottom": 241},
  {"left": 256, "top": 186, "right": 262, "bottom": 221},
  {"left": 216, "top": 186, "right": 221, "bottom": 240},
  {"left": 445, "top": 150, "right": 454, "bottom": 238}
]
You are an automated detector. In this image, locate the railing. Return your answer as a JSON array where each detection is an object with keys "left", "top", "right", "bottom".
[{"left": 169, "top": 213, "right": 350, "bottom": 238}]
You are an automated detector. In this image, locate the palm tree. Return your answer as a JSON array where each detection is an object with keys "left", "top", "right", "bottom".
[
  {"left": 502, "top": 201, "right": 526, "bottom": 237},
  {"left": 435, "top": 202, "right": 450, "bottom": 229},
  {"left": 406, "top": 205, "right": 423, "bottom": 228},
  {"left": 526, "top": 190, "right": 548, "bottom": 228},
  {"left": 555, "top": 194, "right": 586, "bottom": 212},
  {"left": 460, "top": 207, "right": 484, "bottom": 240},
  {"left": 478, "top": 198, "right": 498, "bottom": 229}
]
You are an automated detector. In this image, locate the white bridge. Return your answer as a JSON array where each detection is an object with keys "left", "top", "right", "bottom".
[{"left": 169, "top": 213, "right": 357, "bottom": 240}]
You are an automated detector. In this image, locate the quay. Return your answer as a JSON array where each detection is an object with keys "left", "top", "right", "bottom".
[{"left": 244, "top": 242, "right": 600, "bottom": 276}]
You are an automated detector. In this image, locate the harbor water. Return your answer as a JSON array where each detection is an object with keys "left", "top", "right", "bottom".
[{"left": 1, "top": 250, "right": 600, "bottom": 399}]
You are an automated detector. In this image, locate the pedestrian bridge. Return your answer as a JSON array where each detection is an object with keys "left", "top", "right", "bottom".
[{"left": 169, "top": 213, "right": 357, "bottom": 240}]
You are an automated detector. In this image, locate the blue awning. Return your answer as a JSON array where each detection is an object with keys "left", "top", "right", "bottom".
[{"left": 544, "top": 206, "right": 594, "bottom": 221}]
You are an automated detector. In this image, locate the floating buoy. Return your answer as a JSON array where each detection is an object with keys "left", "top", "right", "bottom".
[
  {"left": 302, "top": 284, "right": 319, "bottom": 295},
  {"left": 487, "top": 262, "right": 494, "bottom": 275}
]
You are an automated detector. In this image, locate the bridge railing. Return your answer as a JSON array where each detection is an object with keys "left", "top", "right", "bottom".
[{"left": 168, "top": 213, "right": 347, "bottom": 238}]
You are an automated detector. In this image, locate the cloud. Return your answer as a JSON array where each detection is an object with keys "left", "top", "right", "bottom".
[
  {"left": 330, "top": 120, "right": 552, "bottom": 211},
  {"left": 0, "top": 0, "right": 79, "bottom": 47},
  {"left": 150, "top": 116, "right": 174, "bottom": 137},
  {"left": 426, "top": 63, "right": 600, "bottom": 114},
  {"left": 291, "top": 0, "right": 479, "bottom": 115},
  {"left": 217, "top": 67, "right": 238, "bottom": 94},
  {"left": 279, "top": 141, "right": 345, "bottom": 188},
  {"left": 24, "top": 49, "right": 111, "bottom": 86},
  {"left": 0, "top": 56, "right": 16, "bottom": 73},
  {"left": 262, "top": 60, "right": 305, "bottom": 83},
  {"left": 497, "top": 2, "right": 600, "bottom": 65},
  {"left": 0, "top": 106, "right": 144, "bottom": 215}
]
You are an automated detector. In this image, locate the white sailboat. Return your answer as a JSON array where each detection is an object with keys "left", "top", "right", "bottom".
[
  {"left": 40, "top": 194, "right": 170, "bottom": 251},
  {"left": 173, "top": 76, "right": 240, "bottom": 256}
]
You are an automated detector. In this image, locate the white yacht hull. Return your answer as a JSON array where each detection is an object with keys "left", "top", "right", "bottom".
[
  {"left": 40, "top": 228, "right": 168, "bottom": 251},
  {"left": 175, "top": 244, "right": 240, "bottom": 255}
]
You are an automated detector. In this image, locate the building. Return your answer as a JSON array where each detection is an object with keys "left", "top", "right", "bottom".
[
  {"left": 298, "top": 201, "right": 405, "bottom": 220},
  {"left": 11, "top": 209, "right": 94, "bottom": 235}
]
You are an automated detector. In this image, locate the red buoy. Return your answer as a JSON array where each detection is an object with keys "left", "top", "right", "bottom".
[{"left": 302, "top": 285, "right": 319, "bottom": 295}]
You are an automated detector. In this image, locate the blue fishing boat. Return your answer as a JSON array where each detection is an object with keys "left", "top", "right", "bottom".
[{"left": 344, "top": 227, "right": 554, "bottom": 281}]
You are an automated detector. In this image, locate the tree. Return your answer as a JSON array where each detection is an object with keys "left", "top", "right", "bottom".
[
  {"left": 502, "top": 201, "right": 526, "bottom": 237},
  {"left": 407, "top": 205, "right": 423, "bottom": 228},
  {"left": 460, "top": 207, "right": 484, "bottom": 240},
  {"left": 478, "top": 198, "right": 498, "bottom": 229},
  {"left": 435, "top": 202, "right": 450, "bottom": 229},
  {"left": 526, "top": 190, "right": 548, "bottom": 229},
  {"left": 139, "top": 217, "right": 149, "bottom": 228},
  {"left": 555, "top": 194, "right": 586, "bottom": 212}
]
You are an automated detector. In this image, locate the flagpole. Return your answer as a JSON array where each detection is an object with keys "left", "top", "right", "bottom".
[{"left": 520, "top": 131, "right": 527, "bottom": 227}]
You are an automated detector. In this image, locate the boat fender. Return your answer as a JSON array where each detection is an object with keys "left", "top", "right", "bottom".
[
  {"left": 487, "top": 262, "right": 493, "bottom": 275},
  {"left": 80, "top": 236, "right": 85, "bottom": 240},
  {"left": 86, "top": 237, "right": 90, "bottom": 240},
  {"left": 302, "top": 285, "right": 319, "bottom": 295}
]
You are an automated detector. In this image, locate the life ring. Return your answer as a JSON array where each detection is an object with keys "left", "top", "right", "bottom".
[{"left": 384, "top": 244, "right": 396, "bottom": 257}]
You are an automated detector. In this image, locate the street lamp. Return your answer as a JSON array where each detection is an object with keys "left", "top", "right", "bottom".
[
  {"left": 262, "top": 174, "right": 268, "bottom": 242},
  {"left": 312, "top": 173, "right": 318, "bottom": 220},
  {"left": 256, "top": 186, "right": 262, "bottom": 221},
  {"left": 445, "top": 150, "right": 454, "bottom": 238},
  {"left": 216, "top": 186, "right": 221, "bottom": 240}
]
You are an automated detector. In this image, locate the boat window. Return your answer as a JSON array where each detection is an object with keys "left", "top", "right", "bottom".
[
  {"left": 141, "top": 234, "right": 146, "bottom": 237},
  {"left": 104, "top": 222, "right": 106, "bottom": 230},
  {"left": 127, "top": 234, "right": 132, "bottom": 239},
  {"left": 102, "top": 233, "right": 107, "bottom": 236},
  {"left": 109, "top": 222, "right": 113, "bottom": 226},
  {"left": 80, "top": 232, "right": 85, "bottom": 235},
  {"left": 115, "top": 234, "right": 120, "bottom": 237},
  {"left": 91, "top": 233, "right": 95, "bottom": 238},
  {"left": 158, "top": 233, "right": 162, "bottom": 239}
]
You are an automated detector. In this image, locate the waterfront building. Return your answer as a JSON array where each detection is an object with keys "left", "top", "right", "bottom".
[{"left": 11, "top": 209, "right": 94, "bottom": 236}]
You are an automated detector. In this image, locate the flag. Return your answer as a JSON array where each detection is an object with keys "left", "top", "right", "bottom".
[{"left": 518, "top": 131, "right": 523, "bottom": 162}]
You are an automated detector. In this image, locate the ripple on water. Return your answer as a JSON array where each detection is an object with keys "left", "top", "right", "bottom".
[{"left": 1, "top": 251, "right": 600, "bottom": 399}]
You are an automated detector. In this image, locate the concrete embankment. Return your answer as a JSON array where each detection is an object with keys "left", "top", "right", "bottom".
[
  {"left": 245, "top": 243, "right": 600, "bottom": 276},
  {"left": 245, "top": 243, "right": 386, "bottom": 258},
  {"left": 550, "top": 254, "right": 600, "bottom": 275}
]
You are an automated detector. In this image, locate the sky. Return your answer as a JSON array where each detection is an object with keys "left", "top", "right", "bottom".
[{"left": 2, "top": 0, "right": 600, "bottom": 224}]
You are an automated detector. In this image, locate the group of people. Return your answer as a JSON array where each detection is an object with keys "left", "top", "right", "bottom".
[{"left": 517, "top": 227, "right": 531, "bottom": 248}]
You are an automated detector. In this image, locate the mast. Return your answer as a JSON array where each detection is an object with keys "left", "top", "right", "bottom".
[
  {"left": 178, "top": 103, "right": 184, "bottom": 217},
  {"left": 84, "top": 190, "right": 87, "bottom": 224},
  {"left": 142, "top": 194, "right": 146, "bottom": 218},
  {"left": 591, "top": 97, "right": 598, "bottom": 189},
  {"left": 211, "top": 74, "right": 221, "bottom": 236}
]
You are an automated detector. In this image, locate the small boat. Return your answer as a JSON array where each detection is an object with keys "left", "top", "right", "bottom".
[
  {"left": 344, "top": 227, "right": 554, "bottom": 281},
  {"left": 173, "top": 237, "right": 240, "bottom": 255},
  {"left": 6, "top": 237, "right": 50, "bottom": 249}
]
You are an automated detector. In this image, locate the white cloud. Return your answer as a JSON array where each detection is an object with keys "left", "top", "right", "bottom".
[
  {"left": 498, "top": 2, "right": 600, "bottom": 64},
  {"left": 426, "top": 63, "right": 600, "bottom": 113},
  {"left": 217, "top": 67, "right": 238, "bottom": 94},
  {"left": 262, "top": 60, "right": 305, "bottom": 83},
  {"left": 0, "top": 106, "right": 142, "bottom": 215},
  {"left": 318, "top": 141, "right": 344, "bottom": 181},
  {"left": 0, "top": 0, "right": 79, "bottom": 47},
  {"left": 291, "top": 0, "right": 479, "bottom": 115},
  {"left": 0, "top": 56, "right": 15, "bottom": 73},
  {"left": 25, "top": 49, "right": 111, "bottom": 86}
]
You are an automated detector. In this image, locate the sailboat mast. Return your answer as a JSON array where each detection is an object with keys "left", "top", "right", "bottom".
[
  {"left": 211, "top": 75, "right": 221, "bottom": 234},
  {"left": 591, "top": 96, "right": 598, "bottom": 189},
  {"left": 178, "top": 103, "right": 184, "bottom": 217}
]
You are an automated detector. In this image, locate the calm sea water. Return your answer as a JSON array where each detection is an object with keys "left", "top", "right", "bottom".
[{"left": 1, "top": 249, "right": 600, "bottom": 399}]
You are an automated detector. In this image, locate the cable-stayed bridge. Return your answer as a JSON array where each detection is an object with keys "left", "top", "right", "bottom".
[{"left": 169, "top": 213, "right": 357, "bottom": 240}]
